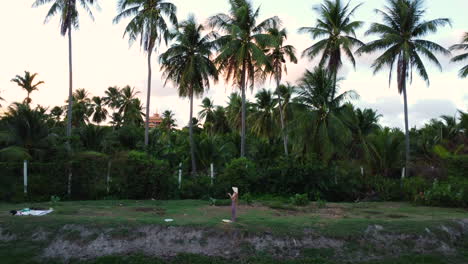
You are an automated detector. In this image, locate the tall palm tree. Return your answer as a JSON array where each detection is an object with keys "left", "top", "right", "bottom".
[
  {"left": 160, "top": 15, "right": 218, "bottom": 175},
  {"left": 357, "top": 0, "right": 451, "bottom": 175},
  {"left": 114, "top": 0, "right": 177, "bottom": 146},
  {"left": 299, "top": 0, "right": 363, "bottom": 97},
  {"left": 33, "top": 0, "right": 100, "bottom": 141},
  {"left": 226, "top": 92, "right": 243, "bottom": 133},
  {"left": 450, "top": 32, "right": 468, "bottom": 78},
  {"left": 265, "top": 25, "right": 297, "bottom": 155},
  {"left": 209, "top": 0, "right": 279, "bottom": 157},
  {"left": 69, "top": 88, "right": 93, "bottom": 126},
  {"left": 91, "top": 96, "right": 108, "bottom": 125},
  {"left": 11, "top": 71, "right": 44, "bottom": 105}
]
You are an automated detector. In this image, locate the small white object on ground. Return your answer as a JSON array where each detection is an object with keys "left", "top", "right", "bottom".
[
  {"left": 16, "top": 208, "right": 53, "bottom": 216},
  {"left": 164, "top": 219, "right": 174, "bottom": 222},
  {"left": 222, "top": 219, "right": 232, "bottom": 223}
]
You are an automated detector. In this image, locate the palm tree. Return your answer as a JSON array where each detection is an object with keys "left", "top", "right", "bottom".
[
  {"left": 0, "top": 103, "right": 54, "bottom": 195},
  {"left": 209, "top": 0, "right": 279, "bottom": 157},
  {"left": 114, "top": 0, "right": 177, "bottom": 146},
  {"left": 450, "top": 32, "right": 468, "bottom": 78},
  {"left": 160, "top": 110, "right": 177, "bottom": 130},
  {"left": 91, "top": 96, "right": 108, "bottom": 125},
  {"left": 293, "top": 67, "right": 357, "bottom": 162},
  {"left": 226, "top": 92, "right": 243, "bottom": 133},
  {"left": 11, "top": 71, "right": 44, "bottom": 105},
  {"left": 33, "top": 0, "right": 100, "bottom": 142},
  {"left": 0, "top": 92, "right": 4, "bottom": 107},
  {"left": 357, "top": 0, "right": 451, "bottom": 176},
  {"left": 67, "top": 88, "right": 93, "bottom": 127},
  {"left": 50, "top": 106, "right": 64, "bottom": 123},
  {"left": 250, "top": 89, "right": 277, "bottom": 140},
  {"left": 265, "top": 25, "right": 297, "bottom": 155},
  {"left": 103, "top": 86, "right": 122, "bottom": 113},
  {"left": 198, "top": 98, "right": 216, "bottom": 126},
  {"left": 299, "top": 0, "right": 363, "bottom": 97},
  {"left": 160, "top": 15, "right": 218, "bottom": 175}
]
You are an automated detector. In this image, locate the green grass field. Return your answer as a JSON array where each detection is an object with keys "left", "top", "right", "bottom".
[{"left": 1, "top": 200, "right": 467, "bottom": 264}]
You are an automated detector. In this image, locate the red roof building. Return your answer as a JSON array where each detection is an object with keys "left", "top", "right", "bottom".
[{"left": 148, "top": 113, "right": 163, "bottom": 128}]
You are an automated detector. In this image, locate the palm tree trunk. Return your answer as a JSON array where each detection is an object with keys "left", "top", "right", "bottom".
[
  {"left": 144, "top": 49, "right": 153, "bottom": 146},
  {"left": 240, "top": 60, "right": 247, "bottom": 158},
  {"left": 276, "top": 77, "right": 288, "bottom": 156},
  {"left": 66, "top": 24, "right": 74, "bottom": 197},
  {"left": 402, "top": 83, "right": 410, "bottom": 177},
  {"left": 189, "top": 90, "right": 197, "bottom": 175}
]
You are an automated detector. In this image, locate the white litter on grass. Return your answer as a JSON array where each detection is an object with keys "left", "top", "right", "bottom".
[
  {"left": 222, "top": 219, "right": 232, "bottom": 223},
  {"left": 164, "top": 219, "right": 174, "bottom": 222},
  {"left": 15, "top": 208, "right": 53, "bottom": 216}
]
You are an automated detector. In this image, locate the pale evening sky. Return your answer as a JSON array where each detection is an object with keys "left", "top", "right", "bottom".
[{"left": 0, "top": 0, "right": 467, "bottom": 128}]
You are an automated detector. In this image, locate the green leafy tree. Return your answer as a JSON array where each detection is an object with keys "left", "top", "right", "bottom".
[
  {"left": 11, "top": 71, "right": 44, "bottom": 105},
  {"left": 33, "top": 0, "right": 100, "bottom": 142},
  {"left": 265, "top": 25, "right": 297, "bottom": 155},
  {"left": 299, "top": 0, "right": 363, "bottom": 96},
  {"left": 357, "top": 0, "right": 451, "bottom": 175},
  {"left": 114, "top": 0, "right": 177, "bottom": 146},
  {"left": 209, "top": 0, "right": 279, "bottom": 157},
  {"left": 160, "top": 15, "right": 218, "bottom": 175},
  {"left": 450, "top": 32, "right": 468, "bottom": 78}
]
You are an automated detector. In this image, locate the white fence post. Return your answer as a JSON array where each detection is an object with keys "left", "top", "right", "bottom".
[
  {"left": 210, "top": 163, "right": 214, "bottom": 186},
  {"left": 178, "top": 162, "right": 182, "bottom": 189},
  {"left": 23, "top": 160, "right": 28, "bottom": 195}
]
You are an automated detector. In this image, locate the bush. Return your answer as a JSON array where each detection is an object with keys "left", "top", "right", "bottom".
[
  {"left": 445, "top": 155, "right": 468, "bottom": 179},
  {"left": 180, "top": 175, "right": 211, "bottom": 199},
  {"left": 215, "top": 157, "right": 257, "bottom": 195},
  {"left": 402, "top": 176, "right": 430, "bottom": 201},
  {"left": 111, "top": 151, "right": 174, "bottom": 199},
  {"left": 241, "top": 192, "right": 254, "bottom": 205},
  {"left": 290, "top": 193, "right": 309, "bottom": 206},
  {"left": 420, "top": 178, "right": 468, "bottom": 207}
]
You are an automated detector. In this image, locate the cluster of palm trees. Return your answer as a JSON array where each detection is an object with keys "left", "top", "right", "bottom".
[{"left": 12, "top": 0, "right": 465, "bottom": 179}]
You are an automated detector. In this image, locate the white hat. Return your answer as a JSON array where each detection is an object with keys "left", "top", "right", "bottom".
[{"left": 232, "top": 187, "right": 238, "bottom": 193}]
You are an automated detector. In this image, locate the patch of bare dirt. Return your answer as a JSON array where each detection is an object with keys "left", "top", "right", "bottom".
[{"left": 134, "top": 207, "right": 166, "bottom": 216}]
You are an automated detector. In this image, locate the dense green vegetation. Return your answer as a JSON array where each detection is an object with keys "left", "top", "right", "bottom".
[{"left": 0, "top": 0, "right": 467, "bottom": 209}]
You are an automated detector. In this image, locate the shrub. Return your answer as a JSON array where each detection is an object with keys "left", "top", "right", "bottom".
[
  {"left": 420, "top": 178, "right": 468, "bottom": 207},
  {"left": 180, "top": 175, "right": 211, "bottom": 199},
  {"left": 290, "top": 193, "right": 309, "bottom": 206},
  {"left": 216, "top": 157, "right": 257, "bottom": 195},
  {"left": 402, "top": 176, "right": 430, "bottom": 201},
  {"left": 241, "top": 192, "right": 254, "bottom": 205}
]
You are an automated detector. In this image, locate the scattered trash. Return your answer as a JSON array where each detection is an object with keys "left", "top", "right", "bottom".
[
  {"left": 222, "top": 219, "right": 232, "bottom": 223},
  {"left": 10, "top": 208, "right": 53, "bottom": 216},
  {"left": 164, "top": 219, "right": 174, "bottom": 222}
]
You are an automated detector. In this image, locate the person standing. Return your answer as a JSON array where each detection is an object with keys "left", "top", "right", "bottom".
[{"left": 228, "top": 187, "right": 239, "bottom": 222}]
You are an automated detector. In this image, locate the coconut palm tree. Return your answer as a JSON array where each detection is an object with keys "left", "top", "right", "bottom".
[
  {"left": 50, "top": 106, "right": 64, "bottom": 123},
  {"left": 160, "top": 15, "right": 218, "bottom": 175},
  {"left": 0, "top": 103, "right": 54, "bottom": 195},
  {"left": 160, "top": 110, "right": 177, "bottom": 131},
  {"left": 114, "top": 0, "right": 177, "bottom": 146},
  {"left": 198, "top": 98, "right": 216, "bottom": 125},
  {"left": 293, "top": 67, "right": 357, "bottom": 162},
  {"left": 299, "top": 0, "right": 363, "bottom": 97},
  {"left": 450, "top": 32, "right": 468, "bottom": 78},
  {"left": 209, "top": 0, "right": 279, "bottom": 157},
  {"left": 33, "top": 0, "right": 99, "bottom": 141},
  {"left": 91, "top": 96, "right": 108, "bottom": 125},
  {"left": 265, "top": 25, "right": 297, "bottom": 155},
  {"left": 226, "top": 92, "right": 243, "bottom": 133},
  {"left": 250, "top": 89, "right": 277, "bottom": 140},
  {"left": 357, "top": 0, "right": 451, "bottom": 176},
  {"left": 11, "top": 71, "right": 44, "bottom": 105},
  {"left": 103, "top": 86, "right": 122, "bottom": 112}
]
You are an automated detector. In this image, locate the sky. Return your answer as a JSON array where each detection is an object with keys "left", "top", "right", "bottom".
[{"left": 0, "top": 0, "right": 467, "bottom": 129}]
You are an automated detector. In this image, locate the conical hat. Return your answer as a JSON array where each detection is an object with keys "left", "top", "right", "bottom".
[{"left": 232, "top": 187, "right": 238, "bottom": 193}]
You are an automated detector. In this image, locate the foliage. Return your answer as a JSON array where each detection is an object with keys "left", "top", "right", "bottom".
[
  {"left": 216, "top": 157, "right": 257, "bottom": 195},
  {"left": 290, "top": 193, "right": 309, "bottom": 206}
]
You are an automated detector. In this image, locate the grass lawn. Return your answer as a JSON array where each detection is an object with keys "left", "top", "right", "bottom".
[
  {"left": 1, "top": 199, "right": 467, "bottom": 236},
  {"left": 0, "top": 200, "right": 467, "bottom": 264}
]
